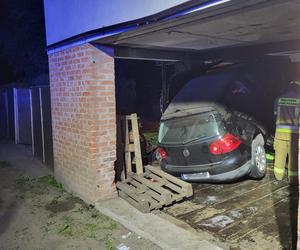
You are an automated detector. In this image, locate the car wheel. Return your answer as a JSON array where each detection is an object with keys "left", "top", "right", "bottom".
[{"left": 249, "top": 134, "right": 267, "bottom": 179}]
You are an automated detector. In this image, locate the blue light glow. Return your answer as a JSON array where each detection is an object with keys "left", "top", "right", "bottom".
[{"left": 48, "top": 0, "right": 232, "bottom": 53}]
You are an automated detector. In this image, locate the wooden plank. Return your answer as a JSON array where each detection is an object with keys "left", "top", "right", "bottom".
[
  {"left": 127, "top": 179, "right": 149, "bottom": 193},
  {"left": 129, "top": 132, "right": 134, "bottom": 143},
  {"left": 146, "top": 165, "right": 193, "bottom": 196},
  {"left": 144, "top": 171, "right": 167, "bottom": 185},
  {"left": 116, "top": 182, "right": 144, "bottom": 195},
  {"left": 147, "top": 172, "right": 186, "bottom": 195},
  {"left": 191, "top": 169, "right": 274, "bottom": 197},
  {"left": 190, "top": 177, "right": 275, "bottom": 208},
  {"left": 118, "top": 191, "right": 150, "bottom": 213},
  {"left": 118, "top": 177, "right": 171, "bottom": 204},
  {"left": 212, "top": 179, "right": 288, "bottom": 211},
  {"left": 117, "top": 182, "right": 161, "bottom": 212},
  {"left": 146, "top": 165, "right": 192, "bottom": 189},
  {"left": 116, "top": 115, "right": 126, "bottom": 181},
  {"left": 145, "top": 189, "right": 169, "bottom": 204},
  {"left": 219, "top": 191, "right": 294, "bottom": 240},
  {"left": 146, "top": 173, "right": 169, "bottom": 188},
  {"left": 129, "top": 178, "right": 172, "bottom": 204},
  {"left": 197, "top": 185, "right": 291, "bottom": 235},
  {"left": 129, "top": 173, "right": 171, "bottom": 195},
  {"left": 124, "top": 119, "right": 132, "bottom": 175},
  {"left": 131, "top": 113, "right": 143, "bottom": 175},
  {"left": 125, "top": 143, "right": 135, "bottom": 152},
  {"left": 227, "top": 198, "right": 290, "bottom": 241},
  {"left": 243, "top": 203, "right": 295, "bottom": 249},
  {"left": 179, "top": 179, "right": 286, "bottom": 225},
  {"left": 129, "top": 173, "right": 173, "bottom": 201}
]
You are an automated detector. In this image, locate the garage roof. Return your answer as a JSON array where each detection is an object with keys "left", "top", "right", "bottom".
[
  {"left": 96, "top": 0, "right": 300, "bottom": 60},
  {"left": 48, "top": 0, "right": 300, "bottom": 60}
]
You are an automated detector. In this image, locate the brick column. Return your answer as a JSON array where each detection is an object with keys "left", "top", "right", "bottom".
[{"left": 48, "top": 44, "right": 117, "bottom": 203}]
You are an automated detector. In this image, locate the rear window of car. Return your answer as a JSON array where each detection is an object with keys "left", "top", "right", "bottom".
[{"left": 158, "top": 112, "right": 225, "bottom": 145}]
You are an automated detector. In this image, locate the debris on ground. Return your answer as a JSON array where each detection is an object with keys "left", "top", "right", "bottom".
[
  {"left": 117, "top": 243, "right": 130, "bottom": 250},
  {"left": 121, "top": 232, "right": 132, "bottom": 239}
]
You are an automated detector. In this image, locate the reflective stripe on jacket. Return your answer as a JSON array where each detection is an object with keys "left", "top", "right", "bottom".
[{"left": 276, "top": 97, "right": 300, "bottom": 133}]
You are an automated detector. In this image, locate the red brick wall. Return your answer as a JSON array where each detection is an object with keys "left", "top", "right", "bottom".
[{"left": 48, "top": 44, "right": 117, "bottom": 203}]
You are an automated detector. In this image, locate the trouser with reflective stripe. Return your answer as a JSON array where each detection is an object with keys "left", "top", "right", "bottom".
[{"left": 274, "top": 131, "right": 299, "bottom": 184}]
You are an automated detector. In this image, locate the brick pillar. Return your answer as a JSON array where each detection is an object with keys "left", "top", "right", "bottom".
[{"left": 48, "top": 44, "right": 117, "bottom": 203}]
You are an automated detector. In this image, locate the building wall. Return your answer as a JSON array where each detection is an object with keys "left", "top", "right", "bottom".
[
  {"left": 48, "top": 43, "right": 117, "bottom": 203},
  {"left": 43, "top": 0, "right": 189, "bottom": 45}
]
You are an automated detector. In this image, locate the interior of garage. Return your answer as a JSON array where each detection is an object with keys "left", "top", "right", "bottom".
[
  {"left": 113, "top": 54, "right": 298, "bottom": 250},
  {"left": 91, "top": 0, "right": 300, "bottom": 248}
]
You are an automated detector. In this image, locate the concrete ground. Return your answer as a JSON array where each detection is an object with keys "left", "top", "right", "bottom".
[
  {"left": 0, "top": 140, "right": 161, "bottom": 250},
  {"left": 96, "top": 199, "right": 224, "bottom": 250}
]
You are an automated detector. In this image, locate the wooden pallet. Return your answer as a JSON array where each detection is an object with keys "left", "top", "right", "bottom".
[{"left": 117, "top": 165, "right": 193, "bottom": 213}]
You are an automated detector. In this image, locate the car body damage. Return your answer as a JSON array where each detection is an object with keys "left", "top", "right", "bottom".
[{"left": 157, "top": 101, "right": 268, "bottom": 182}]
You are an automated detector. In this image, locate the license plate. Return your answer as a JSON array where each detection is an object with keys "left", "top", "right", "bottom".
[{"left": 181, "top": 172, "right": 210, "bottom": 180}]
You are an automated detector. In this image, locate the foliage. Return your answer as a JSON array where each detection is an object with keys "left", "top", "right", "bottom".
[
  {"left": 37, "top": 175, "right": 64, "bottom": 190},
  {"left": 105, "top": 239, "right": 115, "bottom": 250},
  {"left": 0, "top": 160, "right": 10, "bottom": 168},
  {"left": 143, "top": 132, "right": 158, "bottom": 148}
]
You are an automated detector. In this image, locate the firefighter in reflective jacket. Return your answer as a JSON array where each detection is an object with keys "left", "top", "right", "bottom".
[{"left": 274, "top": 81, "right": 300, "bottom": 183}]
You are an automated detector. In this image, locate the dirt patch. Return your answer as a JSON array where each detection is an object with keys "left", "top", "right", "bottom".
[
  {"left": 7, "top": 174, "right": 160, "bottom": 249},
  {"left": 45, "top": 196, "right": 83, "bottom": 213},
  {"left": 0, "top": 141, "right": 161, "bottom": 250}
]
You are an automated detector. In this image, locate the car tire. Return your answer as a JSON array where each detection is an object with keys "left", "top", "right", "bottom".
[{"left": 249, "top": 134, "right": 267, "bottom": 179}]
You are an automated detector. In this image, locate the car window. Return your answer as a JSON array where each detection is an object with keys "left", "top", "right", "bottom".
[{"left": 158, "top": 112, "right": 225, "bottom": 145}]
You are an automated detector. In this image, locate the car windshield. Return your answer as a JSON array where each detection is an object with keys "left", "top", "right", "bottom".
[{"left": 158, "top": 112, "right": 225, "bottom": 145}]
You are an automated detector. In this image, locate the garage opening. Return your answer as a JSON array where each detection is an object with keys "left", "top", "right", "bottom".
[
  {"left": 161, "top": 57, "right": 299, "bottom": 250},
  {"left": 87, "top": 0, "right": 300, "bottom": 248},
  {"left": 112, "top": 52, "right": 299, "bottom": 249}
]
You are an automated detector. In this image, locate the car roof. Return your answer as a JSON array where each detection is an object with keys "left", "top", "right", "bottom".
[{"left": 161, "top": 101, "right": 228, "bottom": 121}]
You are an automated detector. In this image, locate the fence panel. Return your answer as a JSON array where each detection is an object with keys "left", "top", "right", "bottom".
[
  {"left": 14, "top": 88, "right": 32, "bottom": 145},
  {"left": 30, "top": 88, "right": 43, "bottom": 161},
  {"left": 30, "top": 86, "right": 53, "bottom": 168},
  {"left": 0, "top": 91, "right": 9, "bottom": 138}
]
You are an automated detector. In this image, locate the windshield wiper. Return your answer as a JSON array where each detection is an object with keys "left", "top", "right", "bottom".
[{"left": 183, "top": 135, "right": 207, "bottom": 144}]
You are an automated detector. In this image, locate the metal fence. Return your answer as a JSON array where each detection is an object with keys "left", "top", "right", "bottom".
[
  {"left": 14, "top": 88, "right": 32, "bottom": 144},
  {"left": 0, "top": 86, "right": 53, "bottom": 168},
  {"left": 30, "top": 86, "right": 53, "bottom": 168}
]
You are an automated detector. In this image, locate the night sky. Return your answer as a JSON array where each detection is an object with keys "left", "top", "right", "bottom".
[{"left": 0, "top": 0, "right": 48, "bottom": 86}]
